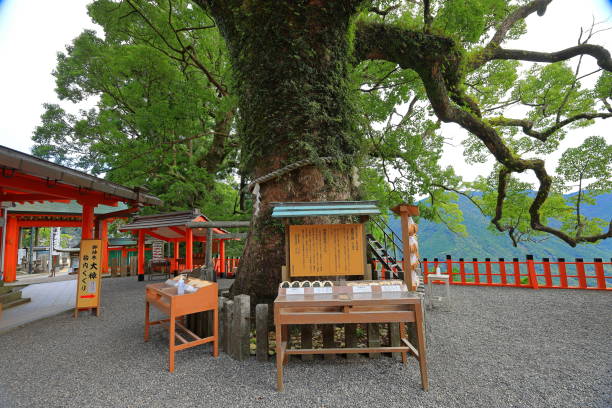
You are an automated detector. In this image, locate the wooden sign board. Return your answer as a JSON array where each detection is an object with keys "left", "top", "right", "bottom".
[
  {"left": 152, "top": 240, "right": 164, "bottom": 260},
  {"left": 289, "top": 224, "right": 365, "bottom": 277},
  {"left": 75, "top": 239, "right": 102, "bottom": 316}
]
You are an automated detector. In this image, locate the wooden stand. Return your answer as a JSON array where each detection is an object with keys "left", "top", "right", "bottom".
[
  {"left": 145, "top": 281, "right": 219, "bottom": 372},
  {"left": 273, "top": 281, "right": 428, "bottom": 392}
]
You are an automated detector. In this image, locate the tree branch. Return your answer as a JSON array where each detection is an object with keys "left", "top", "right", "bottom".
[
  {"left": 489, "top": 111, "right": 612, "bottom": 141},
  {"left": 491, "top": 44, "right": 612, "bottom": 72}
]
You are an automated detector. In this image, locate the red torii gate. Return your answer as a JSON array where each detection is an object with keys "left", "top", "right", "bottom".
[
  {"left": 0, "top": 146, "right": 161, "bottom": 282},
  {"left": 119, "top": 210, "right": 231, "bottom": 280}
]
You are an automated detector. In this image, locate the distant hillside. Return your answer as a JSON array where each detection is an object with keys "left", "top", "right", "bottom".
[{"left": 387, "top": 192, "right": 612, "bottom": 261}]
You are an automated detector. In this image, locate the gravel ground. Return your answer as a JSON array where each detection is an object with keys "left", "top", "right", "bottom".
[{"left": 0, "top": 277, "right": 610, "bottom": 408}]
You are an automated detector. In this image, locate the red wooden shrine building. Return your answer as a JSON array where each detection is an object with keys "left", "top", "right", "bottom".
[
  {"left": 119, "top": 210, "right": 234, "bottom": 278},
  {"left": 0, "top": 145, "right": 161, "bottom": 282}
]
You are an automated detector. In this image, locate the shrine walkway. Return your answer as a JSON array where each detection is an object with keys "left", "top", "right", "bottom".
[{"left": 0, "top": 277, "right": 609, "bottom": 408}]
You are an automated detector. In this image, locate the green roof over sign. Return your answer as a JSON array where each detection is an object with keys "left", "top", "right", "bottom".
[
  {"left": 10, "top": 200, "right": 128, "bottom": 215},
  {"left": 271, "top": 201, "right": 380, "bottom": 218}
]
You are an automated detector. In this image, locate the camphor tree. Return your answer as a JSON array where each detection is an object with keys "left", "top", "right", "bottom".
[{"left": 34, "top": 0, "right": 612, "bottom": 301}]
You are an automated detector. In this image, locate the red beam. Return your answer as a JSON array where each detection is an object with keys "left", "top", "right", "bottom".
[
  {"left": 0, "top": 171, "right": 121, "bottom": 206},
  {"left": 0, "top": 194, "right": 69, "bottom": 202},
  {"left": 143, "top": 229, "right": 174, "bottom": 242},
  {"left": 17, "top": 220, "right": 82, "bottom": 227},
  {"left": 168, "top": 226, "right": 186, "bottom": 236}
]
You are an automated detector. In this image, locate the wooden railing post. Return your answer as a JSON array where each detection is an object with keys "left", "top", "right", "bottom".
[
  {"left": 594, "top": 258, "right": 606, "bottom": 289},
  {"left": 499, "top": 258, "right": 507, "bottom": 286},
  {"left": 576, "top": 258, "right": 587, "bottom": 289},
  {"left": 485, "top": 258, "right": 492, "bottom": 285},
  {"left": 446, "top": 255, "right": 453, "bottom": 283},
  {"left": 472, "top": 258, "right": 480, "bottom": 284},
  {"left": 459, "top": 258, "right": 466, "bottom": 284},
  {"left": 526, "top": 255, "right": 538, "bottom": 289},
  {"left": 542, "top": 258, "right": 552, "bottom": 288},
  {"left": 557, "top": 258, "right": 568, "bottom": 288},
  {"left": 422, "top": 258, "right": 429, "bottom": 283},
  {"left": 513, "top": 258, "right": 521, "bottom": 286}
]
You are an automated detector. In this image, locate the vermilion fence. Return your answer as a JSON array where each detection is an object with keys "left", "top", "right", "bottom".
[{"left": 373, "top": 255, "right": 612, "bottom": 290}]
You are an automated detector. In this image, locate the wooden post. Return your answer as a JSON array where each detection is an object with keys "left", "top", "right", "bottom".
[
  {"left": 459, "top": 258, "right": 466, "bottom": 284},
  {"left": 422, "top": 258, "right": 429, "bottom": 284},
  {"left": 391, "top": 204, "right": 419, "bottom": 291},
  {"left": 446, "top": 255, "right": 453, "bottom": 282},
  {"left": 322, "top": 325, "right": 336, "bottom": 360},
  {"left": 345, "top": 324, "right": 357, "bottom": 359},
  {"left": 137, "top": 230, "right": 145, "bottom": 281},
  {"left": 223, "top": 299, "right": 234, "bottom": 354},
  {"left": 389, "top": 323, "right": 401, "bottom": 360},
  {"left": 2, "top": 216, "right": 18, "bottom": 282},
  {"left": 485, "top": 258, "right": 492, "bottom": 285},
  {"left": 219, "top": 239, "right": 226, "bottom": 277},
  {"left": 594, "top": 258, "right": 606, "bottom": 289},
  {"left": 557, "top": 258, "right": 568, "bottom": 288},
  {"left": 256, "top": 304, "right": 269, "bottom": 362},
  {"left": 526, "top": 255, "right": 538, "bottom": 289},
  {"left": 542, "top": 257, "right": 552, "bottom": 287},
  {"left": 367, "top": 323, "right": 381, "bottom": 358},
  {"left": 301, "top": 325, "right": 313, "bottom": 361},
  {"left": 499, "top": 258, "right": 507, "bottom": 286},
  {"left": 99, "top": 220, "right": 108, "bottom": 274},
  {"left": 205, "top": 228, "right": 213, "bottom": 281},
  {"left": 472, "top": 258, "right": 480, "bottom": 284},
  {"left": 513, "top": 258, "right": 521, "bottom": 286},
  {"left": 231, "top": 294, "right": 250, "bottom": 361},
  {"left": 80, "top": 203, "right": 95, "bottom": 240},
  {"left": 575, "top": 258, "right": 587, "bottom": 289},
  {"left": 185, "top": 229, "right": 193, "bottom": 270}
]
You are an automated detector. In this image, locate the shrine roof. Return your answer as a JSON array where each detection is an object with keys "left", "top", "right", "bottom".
[
  {"left": 119, "top": 209, "right": 229, "bottom": 240},
  {"left": 11, "top": 201, "right": 128, "bottom": 215},
  {"left": 0, "top": 145, "right": 161, "bottom": 206},
  {"left": 271, "top": 200, "right": 381, "bottom": 218}
]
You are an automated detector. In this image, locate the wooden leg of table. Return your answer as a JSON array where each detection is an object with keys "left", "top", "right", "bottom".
[
  {"left": 213, "top": 307, "right": 219, "bottom": 357},
  {"left": 276, "top": 323, "right": 284, "bottom": 392},
  {"left": 282, "top": 325, "right": 289, "bottom": 365},
  {"left": 96, "top": 306, "right": 100, "bottom": 317},
  {"left": 144, "top": 301, "right": 150, "bottom": 342},
  {"left": 169, "top": 315, "right": 176, "bottom": 373},
  {"left": 415, "top": 303, "right": 429, "bottom": 391},
  {"left": 399, "top": 322, "right": 407, "bottom": 364}
]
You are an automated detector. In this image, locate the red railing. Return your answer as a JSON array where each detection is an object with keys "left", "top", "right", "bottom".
[{"left": 373, "top": 256, "right": 612, "bottom": 290}]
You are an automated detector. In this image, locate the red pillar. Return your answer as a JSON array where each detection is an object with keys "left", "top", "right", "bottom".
[
  {"left": 557, "top": 258, "right": 568, "bottom": 288},
  {"left": 594, "top": 258, "right": 606, "bottom": 289},
  {"left": 81, "top": 203, "right": 95, "bottom": 240},
  {"left": 472, "top": 258, "right": 480, "bottom": 284},
  {"left": 485, "top": 258, "right": 492, "bottom": 285},
  {"left": 459, "top": 258, "right": 466, "bottom": 284},
  {"left": 422, "top": 259, "right": 429, "bottom": 283},
  {"left": 137, "top": 230, "right": 145, "bottom": 281},
  {"left": 499, "top": 258, "right": 507, "bottom": 286},
  {"left": 575, "top": 258, "right": 587, "bottom": 289},
  {"left": 445, "top": 255, "right": 453, "bottom": 283},
  {"left": 173, "top": 241, "right": 179, "bottom": 272},
  {"left": 99, "top": 220, "right": 108, "bottom": 274},
  {"left": 219, "top": 239, "right": 226, "bottom": 276},
  {"left": 513, "top": 258, "right": 521, "bottom": 286},
  {"left": 542, "top": 257, "right": 552, "bottom": 288},
  {"left": 185, "top": 229, "right": 193, "bottom": 270},
  {"left": 2, "top": 216, "right": 19, "bottom": 282},
  {"left": 526, "top": 254, "right": 539, "bottom": 289}
]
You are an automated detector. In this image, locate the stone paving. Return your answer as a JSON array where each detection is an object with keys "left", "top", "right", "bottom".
[{"left": 0, "top": 277, "right": 610, "bottom": 408}]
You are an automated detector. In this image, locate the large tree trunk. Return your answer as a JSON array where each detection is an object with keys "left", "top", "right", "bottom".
[{"left": 201, "top": 1, "right": 362, "bottom": 301}]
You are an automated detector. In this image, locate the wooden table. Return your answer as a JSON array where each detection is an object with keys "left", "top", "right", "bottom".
[
  {"left": 274, "top": 281, "right": 428, "bottom": 391},
  {"left": 145, "top": 281, "right": 218, "bottom": 372}
]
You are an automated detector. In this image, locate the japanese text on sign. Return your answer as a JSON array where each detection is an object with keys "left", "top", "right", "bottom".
[
  {"left": 76, "top": 239, "right": 102, "bottom": 309},
  {"left": 289, "top": 224, "right": 365, "bottom": 277}
]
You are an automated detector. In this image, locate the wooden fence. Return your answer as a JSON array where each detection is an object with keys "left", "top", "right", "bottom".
[{"left": 374, "top": 256, "right": 612, "bottom": 290}]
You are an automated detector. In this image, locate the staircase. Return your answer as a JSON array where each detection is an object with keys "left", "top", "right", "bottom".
[
  {"left": 0, "top": 281, "right": 31, "bottom": 312},
  {"left": 367, "top": 217, "right": 426, "bottom": 293}
]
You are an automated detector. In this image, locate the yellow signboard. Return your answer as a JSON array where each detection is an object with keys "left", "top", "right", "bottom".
[
  {"left": 289, "top": 224, "right": 365, "bottom": 277},
  {"left": 75, "top": 239, "right": 102, "bottom": 314}
]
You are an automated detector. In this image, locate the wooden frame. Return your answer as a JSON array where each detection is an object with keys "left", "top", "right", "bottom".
[
  {"left": 273, "top": 285, "right": 428, "bottom": 392},
  {"left": 145, "top": 282, "right": 218, "bottom": 372}
]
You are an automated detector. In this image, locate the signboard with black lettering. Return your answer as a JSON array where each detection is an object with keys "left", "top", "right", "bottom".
[
  {"left": 289, "top": 224, "right": 365, "bottom": 277},
  {"left": 75, "top": 239, "right": 102, "bottom": 316},
  {"left": 152, "top": 240, "right": 164, "bottom": 260}
]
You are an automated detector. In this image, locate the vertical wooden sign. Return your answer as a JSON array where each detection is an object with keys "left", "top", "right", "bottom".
[
  {"left": 152, "top": 240, "right": 164, "bottom": 260},
  {"left": 75, "top": 239, "right": 102, "bottom": 317}
]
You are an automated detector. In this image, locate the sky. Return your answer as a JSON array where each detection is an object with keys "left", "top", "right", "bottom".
[{"left": 0, "top": 0, "right": 610, "bottom": 185}]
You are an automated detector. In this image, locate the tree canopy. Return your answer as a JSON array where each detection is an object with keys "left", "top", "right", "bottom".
[{"left": 34, "top": 0, "right": 612, "bottom": 248}]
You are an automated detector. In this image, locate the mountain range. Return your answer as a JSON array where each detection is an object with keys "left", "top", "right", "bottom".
[{"left": 387, "top": 192, "right": 612, "bottom": 261}]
